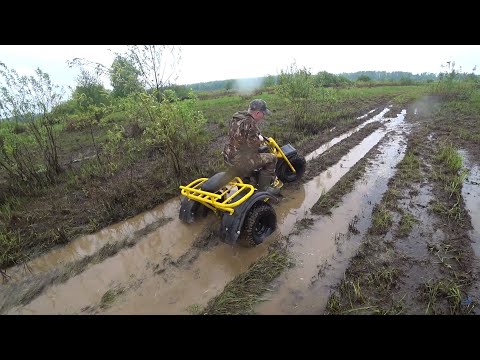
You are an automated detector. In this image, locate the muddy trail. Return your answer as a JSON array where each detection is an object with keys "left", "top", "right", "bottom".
[
  {"left": 1, "top": 98, "right": 478, "bottom": 315},
  {"left": 253, "top": 97, "right": 480, "bottom": 315}
]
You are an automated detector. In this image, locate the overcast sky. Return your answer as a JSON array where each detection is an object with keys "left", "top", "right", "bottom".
[{"left": 0, "top": 45, "right": 478, "bottom": 90}]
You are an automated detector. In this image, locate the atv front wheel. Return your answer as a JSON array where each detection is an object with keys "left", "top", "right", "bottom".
[
  {"left": 238, "top": 202, "right": 276, "bottom": 247},
  {"left": 277, "top": 155, "right": 306, "bottom": 183}
]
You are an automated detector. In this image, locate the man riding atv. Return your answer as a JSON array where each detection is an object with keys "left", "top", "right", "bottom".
[
  {"left": 223, "top": 99, "right": 283, "bottom": 195},
  {"left": 180, "top": 99, "right": 306, "bottom": 246}
]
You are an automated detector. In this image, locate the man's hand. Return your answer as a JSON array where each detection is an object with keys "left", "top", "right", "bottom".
[{"left": 259, "top": 134, "right": 271, "bottom": 142}]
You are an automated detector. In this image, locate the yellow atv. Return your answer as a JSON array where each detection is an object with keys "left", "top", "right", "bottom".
[{"left": 179, "top": 136, "right": 306, "bottom": 247}]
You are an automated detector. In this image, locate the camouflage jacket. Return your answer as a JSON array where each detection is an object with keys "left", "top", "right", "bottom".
[{"left": 223, "top": 111, "right": 261, "bottom": 162}]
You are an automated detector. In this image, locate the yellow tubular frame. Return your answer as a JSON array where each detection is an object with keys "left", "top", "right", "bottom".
[
  {"left": 179, "top": 137, "right": 294, "bottom": 216},
  {"left": 179, "top": 177, "right": 255, "bottom": 215},
  {"left": 266, "top": 137, "right": 296, "bottom": 173}
]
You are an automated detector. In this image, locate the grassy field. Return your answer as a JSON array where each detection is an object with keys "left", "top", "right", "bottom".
[
  {"left": 197, "top": 83, "right": 480, "bottom": 315},
  {"left": 0, "top": 80, "right": 473, "bottom": 284}
]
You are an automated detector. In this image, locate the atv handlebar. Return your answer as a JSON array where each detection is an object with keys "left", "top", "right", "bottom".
[{"left": 258, "top": 135, "right": 296, "bottom": 174}]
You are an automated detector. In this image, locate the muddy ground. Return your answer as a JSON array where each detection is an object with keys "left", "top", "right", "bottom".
[
  {"left": 0, "top": 95, "right": 389, "bottom": 272},
  {"left": 251, "top": 96, "right": 480, "bottom": 315},
  {"left": 319, "top": 97, "right": 480, "bottom": 315},
  {"left": 1, "top": 96, "right": 479, "bottom": 315}
]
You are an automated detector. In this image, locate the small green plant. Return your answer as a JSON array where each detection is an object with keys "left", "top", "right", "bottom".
[
  {"left": 186, "top": 303, "right": 202, "bottom": 315},
  {"left": 431, "top": 200, "right": 464, "bottom": 222},
  {"left": 370, "top": 205, "right": 393, "bottom": 234},
  {"left": 367, "top": 266, "right": 399, "bottom": 291},
  {"left": 398, "top": 151, "right": 421, "bottom": 181},
  {"left": 0, "top": 231, "right": 23, "bottom": 269},
  {"left": 444, "top": 169, "right": 468, "bottom": 199},
  {"left": 325, "top": 293, "right": 341, "bottom": 314},
  {"left": 348, "top": 215, "right": 360, "bottom": 234},
  {"left": 423, "top": 278, "right": 465, "bottom": 314},
  {"left": 312, "top": 188, "right": 333, "bottom": 215},
  {"left": 436, "top": 143, "right": 462, "bottom": 174},
  {"left": 203, "top": 248, "right": 291, "bottom": 315},
  {"left": 351, "top": 278, "right": 365, "bottom": 303},
  {"left": 383, "top": 187, "right": 400, "bottom": 210},
  {"left": 276, "top": 62, "right": 318, "bottom": 133},
  {"left": 397, "top": 212, "right": 417, "bottom": 237},
  {"left": 100, "top": 286, "right": 125, "bottom": 309}
]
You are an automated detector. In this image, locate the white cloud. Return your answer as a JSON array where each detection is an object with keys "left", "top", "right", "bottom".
[
  {"left": 176, "top": 45, "right": 480, "bottom": 84},
  {"left": 1, "top": 45, "right": 479, "bottom": 91}
]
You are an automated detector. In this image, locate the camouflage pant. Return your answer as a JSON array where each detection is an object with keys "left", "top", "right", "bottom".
[{"left": 230, "top": 153, "right": 277, "bottom": 177}]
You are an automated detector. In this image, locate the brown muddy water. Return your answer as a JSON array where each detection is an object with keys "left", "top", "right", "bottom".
[
  {"left": 305, "top": 107, "right": 390, "bottom": 162},
  {"left": 3, "top": 107, "right": 408, "bottom": 315},
  {"left": 4, "top": 203, "right": 179, "bottom": 282},
  {"left": 460, "top": 151, "right": 480, "bottom": 257},
  {"left": 255, "top": 111, "right": 411, "bottom": 314}
]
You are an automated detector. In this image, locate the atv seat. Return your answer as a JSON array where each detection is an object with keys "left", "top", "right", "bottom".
[{"left": 200, "top": 169, "right": 240, "bottom": 193}]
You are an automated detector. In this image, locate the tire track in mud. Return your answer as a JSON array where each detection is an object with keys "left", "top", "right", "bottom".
[
  {"left": 300, "top": 122, "right": 383, "bottom": 184},
  {"left": 0, "top": 217, "right": 172, "bottom": 314},
  {"left": 251, "top": 116, "right": 412, "bottom": 314},
  {"left": 298, "top": 105, "right": 388, "bottom": 157},
  {"left": 460, "top": 151, "right": 480, "bottom": 258},
  {"left": 460, "top": 153, "right": 480, "bottom": 312},
  {"left": 203, "top": 109, "right": 410, "bottom": 314},
  {"left": 303, "top": 107, "right": 390, "bottom": 162},
  {"left": 2, "top": 107, "right": 395, "bottom": 314},
  {"left": 322, "top": 104, "right": 479, "bottom": 314}
]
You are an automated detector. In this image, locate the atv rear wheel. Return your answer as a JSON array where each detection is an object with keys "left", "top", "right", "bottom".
[
  {"left": 277, "top": 155, "right": 306, "bottom": 183},
  {"left": 179, "top": 197, "right": 208, "bottom": 224},
  {"left": 238, "top": 202, "right": 276, "bottom": 247}
]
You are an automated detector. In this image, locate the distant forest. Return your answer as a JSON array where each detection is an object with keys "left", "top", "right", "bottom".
[
  {"left": 340, "top": 71, "right": 438, "bottom": 81},
  {"left": 184, "top": 71, "right": 449, "bottom": 92}
]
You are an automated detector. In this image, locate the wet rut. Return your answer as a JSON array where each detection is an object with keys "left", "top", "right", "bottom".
[{"left": 0, "top": 107, "right": 436, "bottom": 315}]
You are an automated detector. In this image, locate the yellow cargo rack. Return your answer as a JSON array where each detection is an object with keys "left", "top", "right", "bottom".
[{"left": 179, "top": 177, "right": 255, "bottom": 215}]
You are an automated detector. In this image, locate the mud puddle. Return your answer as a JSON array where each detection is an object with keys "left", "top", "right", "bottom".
[
  {"left": 462, "top": 159, "right": 480, "bottom": 312},
  {"left": 305, "top": 107, "right": 390, "bottom": 161},
  {"left": 4, "top": 108, "right": 405, "bottom": 315},
  {"left": 3, "top": 107, "right": 388, "bottom": 285},
  {"left": 459, "top": 151, "right": 480, "bottom": 257},
  {"left": 97, "top": 114, "right": 406, "bottom": 314},
  {"left": 254, "top": 114, "right": 410, "bottom": 314},
  {"left": 279, "top": 110, "right": 406, "bottom": 234},
  {"left": 357, "top": 108, "right": 377, "bottom": 120},
  {"left": 3, "top": 200, "right": 181, "bottom": 283}
]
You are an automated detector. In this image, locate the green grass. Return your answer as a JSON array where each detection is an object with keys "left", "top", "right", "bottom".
[
  {"left": 458, "top": 128, "right": 480, "bottom": 142},
  {"left": 1, "top": 81, "right": 478, "bottom": 275},
  {"left": 0, "top": 231, "right": 23, "bottom": 269},
  {"left": 423, "top": 278, "right": 466, "bottom": 315},
  {"left": 433, "top": 144, "right": 467, "bottom": 200},
  {"left": 383, "top": 187, "right": 401, "bottom": 211},
  {"left": 436, "top": 143, "right": 463, "bottom": 174},
  {"left": 100, "top": 286, "right": 125, "bottom": 310},
  {"left": 430, "top": 199, "right": 465, "bottom": 222},
  {"left": 336, "top": 277, "right": 367, "bottom": 308},
  {"left": 444, "top": 169, "right": 468, "bottom": 199},
  {"left": 370, "top": 205, "right": 393, "bottom": 235},
  {"left": 433, "top": 90, "right": 480, "bottom": 143},
  {"left": 367, "top": 266, "right": 399, "bottom": 291},
  {"left": 202, "top": 247, "right": 292, "bottom": 315},
  {"left": 326, "top": 293, "right": 342, "bottom": 313},
  {"left": 429, "top": 143, "right": 468, "bottom": 224},
  {"left": 397, "top": 212, "right": 417, "bottom": 237},
  {"left": 185, "top": 303, "right": 202, "bottom": 315},
  {"left": 397, "top": 151, "right": 422, "bottom": 182}
]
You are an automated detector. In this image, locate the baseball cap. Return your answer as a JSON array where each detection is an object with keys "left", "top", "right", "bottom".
[{"left": 249, "top": 99, "right": 272, "bottom": 116}]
